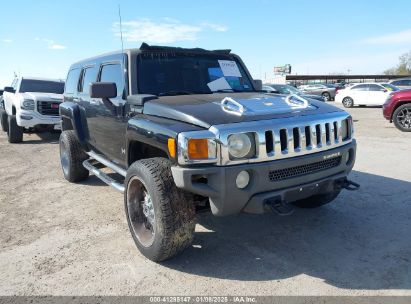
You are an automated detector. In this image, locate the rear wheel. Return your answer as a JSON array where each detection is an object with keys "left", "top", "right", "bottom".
[
  {"left": 292, "top": 190, "right": 341, "bottom": 209},
  {"left": 59, "top": 130, "right": 89, "bottom": 182},
  {"left": 0, "top": 110, "right": 8, "bottom": 132},
  {"left": 393, "top": 104, "right": 411, "bottom": 132},
  {"left": 7, "top": 115, "right": 23, "bottom": 143},
  {"left": 342, "top": 97, "right": 354, "bottom": 108},
  {"left": 125, "top": 158, "right": 196, "bottom": 262},
  {"left": 322, "top": 92, "right": 331, "bottom": 101}
]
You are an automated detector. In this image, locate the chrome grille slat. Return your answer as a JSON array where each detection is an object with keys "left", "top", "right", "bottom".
[{"left": 209, "top": 112, "right": 353, "bottom": 166}]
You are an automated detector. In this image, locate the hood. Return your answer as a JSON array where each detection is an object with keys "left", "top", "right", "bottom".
[
  {"left": 143, "top": 93, "right": 343, "bottom": 128},
  {"left": 21, "top": 92, "right": 63, "bottom": 102}
]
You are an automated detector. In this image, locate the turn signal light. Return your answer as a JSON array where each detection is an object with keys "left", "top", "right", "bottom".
[
  {"left": 167, "top": 138, "right": 176, "bottom": 158},
  {"left": 188, "top": 139, "right": 209, "bottom": 159}
]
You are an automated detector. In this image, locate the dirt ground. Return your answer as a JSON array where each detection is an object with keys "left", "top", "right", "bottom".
[{"left": 0, "top": 104, "right": 410, "bottom": 296}]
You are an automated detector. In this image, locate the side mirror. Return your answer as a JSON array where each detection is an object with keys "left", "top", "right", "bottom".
[
  {"left": 253, "top": 79, "right": 263, "bottom": 91},
  {"left": 0, "top": 90, "right": 3, "bottom": 96},
  {"left": 90, "top": 82, "right": 117, "bottom": 99},
  {"left": 4, "top": 86, "right": 15, "bottom": 93}
]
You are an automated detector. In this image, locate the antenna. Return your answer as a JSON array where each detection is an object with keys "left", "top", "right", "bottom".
[{"left": 118, "top": 4, "right": 126, "bottom": 99}]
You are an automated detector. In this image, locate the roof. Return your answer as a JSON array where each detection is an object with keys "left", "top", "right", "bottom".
[
  {"left": 70, "top": 42, "right": 233, "bottom": 68},
  {"left": 20, "top": 77, "right": 64, "bottom": 82}
]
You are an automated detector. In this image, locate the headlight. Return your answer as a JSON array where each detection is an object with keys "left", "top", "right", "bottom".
[
  {"left": 21, "top": 99, "right": 35, "bottom": 110},
  {"left": 227, "top": 133, "right": 255, "bottom": 159}
]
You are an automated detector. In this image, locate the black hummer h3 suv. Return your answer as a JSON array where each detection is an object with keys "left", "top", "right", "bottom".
[{"left": 59, "top": 43, "right": 357, "bottom": 262}]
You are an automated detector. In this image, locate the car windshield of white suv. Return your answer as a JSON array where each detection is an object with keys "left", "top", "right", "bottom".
[
  {"left": 19, "top": 80, "right": 65, "bottom": 94},
  {"left": 137, "top": 53, "right": 254, "bottom": 96}
]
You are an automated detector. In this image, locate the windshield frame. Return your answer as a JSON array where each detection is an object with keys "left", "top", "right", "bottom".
[{"left": 135, "top": 52, "right": 256, "bottom": 96}]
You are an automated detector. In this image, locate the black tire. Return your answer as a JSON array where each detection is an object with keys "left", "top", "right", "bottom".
[
  {"left": 125, "top": 157, "right": 196, "bottom": 262},
  {"left": 292, "top": 190, "right": 341, "bottom": 209},
  {"left": 392, "top": 104, "right": 411, "bottom": 132},
  {"left": 59, "top": 130, "right": 89, "bottom": 182},
  {"left": 322, "top": 92, "right": 331, "bottom": 101},
  {"left": 7, "top": 115, "right": 23, "bottom": 143},
  {"left": 0, "top": 110, "right": 8, "bottom": 132},
  {"left": 342, "top": 97, "right": 354, "bottom": 108}
]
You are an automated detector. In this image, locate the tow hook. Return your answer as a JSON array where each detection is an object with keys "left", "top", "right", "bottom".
[
  {"left": 339, "top": 179, "right": 360, "bottom": 191},
  {"left": 265, "top": 197, "right": 294, "bottom": 216}
]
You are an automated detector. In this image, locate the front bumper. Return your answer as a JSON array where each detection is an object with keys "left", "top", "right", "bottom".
[
  {"left": 382, "top": 102, "right": 393, "bottom": 121},
  {"left": 172, "top": 140, "right": 356, "bottom": 216},
  {"left": 16, "top": 109, "right": 61, "bottom": 128}
]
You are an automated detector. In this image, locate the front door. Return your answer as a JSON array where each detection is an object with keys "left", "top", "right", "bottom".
[{"left": 92, "top": 62, "right": 128, "bottom": 166}]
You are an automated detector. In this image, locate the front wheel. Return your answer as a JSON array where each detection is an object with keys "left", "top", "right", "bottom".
[
  {"left": 125, "top": 158, "right": 196, "bottom": 262},
  {"left": 342, "top": 97, "right": 354, "bottom": 108},
  {"left": 292, "top": 190, "right": 341, "bottom": 208},
  {"left": 393, "top": 104, "right": 411, "bottom": 132},
  {"left": 7, "top": 115, "right": 23, "bottom": 143}
]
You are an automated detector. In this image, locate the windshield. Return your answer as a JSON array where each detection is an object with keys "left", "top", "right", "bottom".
[
  {"left": 273, "top": 85, "right": 301, "bottom": 95},
  {"left": 382, "top": 84, "right": 400, "bottom": 92},
  {"left": 19, "top": 79, "right": 64, "bottom": 94},
  {"left": 137, "top": 53, "right": 254, "bottom": 96}
]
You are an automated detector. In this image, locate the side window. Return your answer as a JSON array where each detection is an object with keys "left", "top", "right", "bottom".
[
  {"left": 99, "top": 64, "right": 124, "bottom": 97},
  {"left": 391, "top": 80, "right": 400, "bottom": 86},
  {"left": 80, "top": 66, "right": 98, "bottom": 94},
  {"left": 368, "top": 84, "right": 385, "bottom": 91},
  {"left": 404, "top": 80, "right": 411, "bottom": 86},
  {"left": 65, "top": 68, "right": 81, "bottom": 94},
  {"left": 351, "top": 84, "right": 369, "bottom": 91}
]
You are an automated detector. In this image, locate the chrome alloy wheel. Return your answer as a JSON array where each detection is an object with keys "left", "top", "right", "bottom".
[
  {"left": 397, "top": 107, "right": 411, "bottom": 129},
  {"left": 126, "top": 177, "right": 156, "bottom": 247}
]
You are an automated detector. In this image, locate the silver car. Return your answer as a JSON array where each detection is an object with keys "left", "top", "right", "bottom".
[
  {"left": 298, "top": 84, "right": 336, "bottom": 101},
  {"left": 389, "top": 78, "right": 411, "bottom": 90}
]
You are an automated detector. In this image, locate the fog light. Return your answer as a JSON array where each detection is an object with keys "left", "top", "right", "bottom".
[{"left": 236, "top": 171, "right": 250, "bottom": 189}]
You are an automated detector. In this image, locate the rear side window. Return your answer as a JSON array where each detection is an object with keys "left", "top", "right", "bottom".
[
  {"left": 80, "top": 66, "right": 98, "bottom": 94},
  {"left": 65, "top": 68, "right": 81, "bottom": 94},
  {"left": 351, "top": 84, "right": 368, "bottom": 91},
  {"left": 99, "top": 64, "right": 124, "bottom": 97},
  {"left": 368, "top": 84, "right": 385, "bottom": 91}
]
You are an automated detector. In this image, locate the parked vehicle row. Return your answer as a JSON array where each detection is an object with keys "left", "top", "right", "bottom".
[{"left": 262, "top": 84, "right": 325, "bottom": 101}]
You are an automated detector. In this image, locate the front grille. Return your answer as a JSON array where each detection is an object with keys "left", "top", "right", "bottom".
[
  {"left": 37, "top": 100, "right": 60, "bottom": 116},
  {"left": 268, "top": 156, "right": 342, "bottom": 182}
]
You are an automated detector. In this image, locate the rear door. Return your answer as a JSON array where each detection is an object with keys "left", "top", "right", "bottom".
[
  {"left": 78, "top": 65, "right": 99, "bottom": 147},
  {"left": 367, "top": 84, "right": 388, "bottom": 105}
]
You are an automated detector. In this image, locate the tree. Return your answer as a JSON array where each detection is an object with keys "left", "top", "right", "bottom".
[{"left": 384, "top": 51, "right": 411, "bottom": 75}]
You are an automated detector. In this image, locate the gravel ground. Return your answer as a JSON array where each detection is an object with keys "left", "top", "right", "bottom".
[{"left": 0, "top": 104, "right": 410, "bottom": 296}]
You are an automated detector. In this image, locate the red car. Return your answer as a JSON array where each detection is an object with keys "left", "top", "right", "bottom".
[{"left": 383, "top": 89, "right": 411, "bottom": 132}]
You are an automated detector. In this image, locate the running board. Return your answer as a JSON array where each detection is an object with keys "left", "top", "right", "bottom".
[
  {"left": 86, "top": 151, "right": 126, "bottom": 177},
  {"left": 83, "top": 159, "right": 125, "bottom": 193}
]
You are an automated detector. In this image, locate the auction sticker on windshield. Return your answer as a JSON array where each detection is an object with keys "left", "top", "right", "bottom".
[{"left": 218, "top": 60, "right": 242, "bottom": 77}]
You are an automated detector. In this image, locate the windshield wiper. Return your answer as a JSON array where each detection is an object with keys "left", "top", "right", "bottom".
[
  {"left": 213, "top": 88, "right": 245, "bottom": 93},
  {"left": 158, "top": 90, "right": 195, "bottom": 96}
]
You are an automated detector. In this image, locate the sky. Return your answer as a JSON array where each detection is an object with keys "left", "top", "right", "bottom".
[{"left": 1, "top": 0, "right": 411, "bottom": 87}]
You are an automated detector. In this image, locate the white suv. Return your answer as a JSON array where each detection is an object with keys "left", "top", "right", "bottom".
[{"left": 1, "top": 77, "right": 64, "bottom": 143}]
